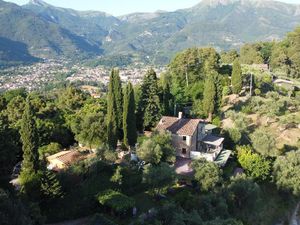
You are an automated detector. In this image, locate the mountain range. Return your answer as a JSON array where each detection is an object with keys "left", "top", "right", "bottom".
[{"left": 0, "top": 0, "right": 300, "bottom": 66}]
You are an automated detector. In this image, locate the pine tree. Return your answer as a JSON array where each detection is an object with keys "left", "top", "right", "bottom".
[
  {"left": 20, "top": 99, "right": 39, "bottom": 174},
  {"left": 203, "top": 75, "right": 216, "bottom": 121},
  {"left": 144, "top": 94, "right": 161, "bottom": 130},
  {"left": 107, "top": 69, "right": 118, "bottom": 149},
  {"left": 113, "top": 69, "right": 123, "bottom": 139},
  {"left": 137, "top": 69, "right": 161, "bottom": 131},
  {"left": 41, "top": 169, "right": 64, "bottom": 200},
  {"left": 123, "top": 82, "right": 137, "bottom": 148},
  {"left": 232, "top": 59, "right": 243, "bottom": 94}
]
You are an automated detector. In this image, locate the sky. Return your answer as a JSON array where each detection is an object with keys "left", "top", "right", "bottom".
[{"left": 5, "top": 0, "right": 300, "bottom": 16}]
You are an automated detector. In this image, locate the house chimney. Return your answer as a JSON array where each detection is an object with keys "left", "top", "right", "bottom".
[{"left": 178, "top": 112, "right": 183, "bottom": 119}]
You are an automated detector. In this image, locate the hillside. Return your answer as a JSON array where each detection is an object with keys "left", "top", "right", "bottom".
[
  {"left": 1, "top": 0, "right": 300, "bottom": 65},
  {"left": 114, "top": 0, "right": 300, "bottom": 63},
  {"left": 0, "top": 0, "right": 102, "bottom": 64}
]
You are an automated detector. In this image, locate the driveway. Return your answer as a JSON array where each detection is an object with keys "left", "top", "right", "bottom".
[{"left": 175, "top": 157, "right": 194, "bottom": 176}]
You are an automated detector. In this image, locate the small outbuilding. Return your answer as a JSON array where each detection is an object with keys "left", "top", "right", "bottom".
[{"left": 47, "top": 150, "right": 87, "bottom": 171}]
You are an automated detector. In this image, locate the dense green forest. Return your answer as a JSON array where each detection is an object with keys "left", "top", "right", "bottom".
[{"left": 0, "top": 27, "right": 300, "bottom": 225}]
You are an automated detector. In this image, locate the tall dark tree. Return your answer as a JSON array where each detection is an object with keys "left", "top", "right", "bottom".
[
  {"left": 231, "top": 59, "right": 243, "bottom": 94},
  {"left": 161, "top": 81, "right": 173, "bottom": 116},
  {"left": 137, "top": 69, "right": 161, "bottom": 131},
  {"left": 203, "top": 75, "right": 216, "bottom": 121},
  {"left": 113, "top": 69, "right": 123, "bottom": 139},
  {"left": 123, "top": 82, "right": 137, "bottom": 148},
  {"left": 0, "top": 95, "right": 7, "bottom": 111},
  {"left": 20, "top": 99, "right": 39, "bottom": 174},
  {"left": 144, "top": 94, "right": 161, "bottom": 130},
  {"left": 0, "top": 113, "right": 18, "bottom": 176},
  {"left": 41, "top": 169, "right": 64, "bottom": 201},
  {"left": 107, "top": 69, "right": 118, "bottom": 149}
]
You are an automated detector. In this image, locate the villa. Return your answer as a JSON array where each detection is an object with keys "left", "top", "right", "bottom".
[{"left": 156, "top": 112, "right": 231, "bottom": 169}]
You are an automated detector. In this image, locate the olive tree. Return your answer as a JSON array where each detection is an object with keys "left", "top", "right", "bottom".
[{"left": 273, "top": 150, "right": 300, "bottom": 196}]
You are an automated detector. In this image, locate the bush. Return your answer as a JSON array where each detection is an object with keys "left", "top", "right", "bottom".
[
  {"left": 212, "top": 116, "right": 222, "bottom": 127},
  {"left": 97, "top": 189, "right": 135, "bottom": 214},
  {"left": 237, "top": 146, "right": 271, "bottom": 181},
  {"left": 273, "top": 150, "right": 300, "bottom": 196},
  {"left": 38, "top": 142, "right": 62, "bottom": 159},
  {"left": 254, "top": 89, "right": 261, "bottom": 96},
  {"left": 19, "top": 169, "right": 42, "bottom": 200},
  {"left": 192, "top": 159, "right": 222, "bottom": 192},
  {"left": 250, "top": 128, "right": 276, "bottom": 156},
  {"left": 104, "top": 150, "right": 118, "bottom": 163},
  {"left": 227, "top": 128, "right": 242, "bottom": 144},
  {"left": 143, "top": 163, "right": 176, "bottom": 194},
  {"left": 222, "top": 86, "right": 232, "bottom": 97},
  {"left": 241, "top": 105, "right": 253, "bottom": 114}
]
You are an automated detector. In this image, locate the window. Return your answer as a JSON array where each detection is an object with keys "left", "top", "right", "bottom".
[
  {"left": 183, "top": 136, "right": 187, "bottom": 141},
  {"left": 182, "top": 148, "right": 187, "bottom": 154}
]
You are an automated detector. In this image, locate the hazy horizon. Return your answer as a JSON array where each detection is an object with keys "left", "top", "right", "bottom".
[{"left": 4, "top": 0, "right": 300, "bottom": 16}]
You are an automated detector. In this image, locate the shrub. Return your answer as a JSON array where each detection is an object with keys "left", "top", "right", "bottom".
[
  {"left": 241, "top": 105, "right": 253, "bottom": 114},
  {"left": 250, "top": 128, "right": 276, "bottom": 156},
  {"left": 104, "top": 150, "right": 118, "bottom": 163},
  {"left": 137, "top": 139, "right": 162, "bottom": 164},
  {"left": 227, "top": 128, "right": 242, "bottom": 144},
  {"left": 237, "top": 145, "right": 271, "bottom": 181},
  {"left": 38, "top": 142, "right": 62, "bottom": 159},
  {"left": 212, "top": 116, "right": 222, "bottom": 127},
  {"left": 254, "top": 89, "right": 261, "bottom": 96},
  {"left": 143, "top": 163, "right": 176, "bottom": 194},
  {"left": 273, "top": 150, "right": 300, "bottom": 196},
  {"left": 192, "top": 159, "right": 222, "bottom": 192},
  {"left": 97, "top": 189, "right": 135, "bottom": 214},
  {"left": 222, "top": 86, "right": 232, "bottom": 97}
]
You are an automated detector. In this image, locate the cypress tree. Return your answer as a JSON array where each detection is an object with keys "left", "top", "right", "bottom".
[
  {"left": 113, "top": 69, "right": 123, "bottom": 139},
  {"left": 203, "top": 75, "right": 216, "bottom": 121},
  {"left": 232, "top": 59, "right": 243, "bottom": 94},
  {"left": 107, "top": 69, "right": 118, "bottom": 149},
  {"left": 213, "top": 72, "right": 223, "bottom": 112},
  {"left": 161, "top": 82, "right": 172, "bottom": 116},
  {"left": 123, "top": 82, "right": 137, "bottom": 148},
  {"left": 20, "top": 99, "right": 39, "bottom": 174}
]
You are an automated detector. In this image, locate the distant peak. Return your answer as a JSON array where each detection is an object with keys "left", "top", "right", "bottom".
[
  {"left": 28, "top": 0, "right": 49, "bottom": 7},
  {"left": 199, "top": 0, "right": 274, "bottom": 7},
  {"left": 201, "top": 0, "right": 239, "bottom": 6}
]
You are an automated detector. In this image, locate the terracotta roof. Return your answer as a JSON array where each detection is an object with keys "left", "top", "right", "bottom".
[
  {"left": 47, "top": 150, "right": 83, "bottom": 166},
  {"left": 156, "top": 116, "right": 203, "bottom": 136}
]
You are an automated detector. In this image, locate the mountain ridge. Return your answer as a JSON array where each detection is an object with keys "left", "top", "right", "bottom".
[{"left": 0, "top": 0, "right": 300, "bottom": 65}]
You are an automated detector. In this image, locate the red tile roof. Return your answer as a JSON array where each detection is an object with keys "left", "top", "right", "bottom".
[
  {"left": 55, "top": 151, "right": 83, "bottom": 166},
  {"left": 156, "top": 116, "right": 203, "bottom": 136}
]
